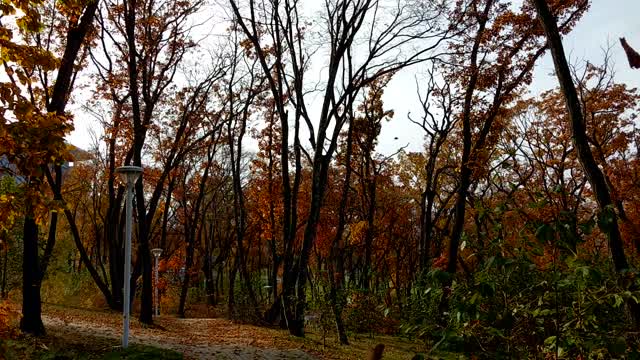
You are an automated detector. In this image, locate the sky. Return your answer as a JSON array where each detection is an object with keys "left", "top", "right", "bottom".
[
  {"left": 67, "top": 0, "right": 640, "bottom": 157},
  {"left": 375, "top": 0, "right": 640, "bottom": 155}
]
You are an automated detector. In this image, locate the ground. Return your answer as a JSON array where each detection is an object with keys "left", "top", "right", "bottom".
[{"left": 1, "top": 303, "right": 437, "bottom": 359}]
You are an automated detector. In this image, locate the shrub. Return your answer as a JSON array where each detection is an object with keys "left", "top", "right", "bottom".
[
  {"left": 401, "top": 252, "right": 640, "bottom": 358},
  {"left": 345, "top": 290, "right": 387, "bottom": 335}
]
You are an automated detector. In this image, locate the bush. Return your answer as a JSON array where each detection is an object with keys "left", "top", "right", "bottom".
[
  {"left": 227, "top": 274, "right": 264, "bottom": 323},
  {"left": 402, "top": 252, "right": 640, "bottom": 358},
  {"left": 344, "top": 290, "right": 387, "bottom": 335},
  {"left": 306, "top": 287, "right": 338, "bottom": 346}
]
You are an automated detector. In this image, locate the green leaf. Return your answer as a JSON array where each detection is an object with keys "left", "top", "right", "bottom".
[
  {"left": 531, "top": 246, "right": 544, "bottom": 257},
  {"left": 613, "top": 294, "right": 624, "bottom": 308},
  {"left": 579, "top": 218, "right": 596, "bottom": 235},
  {"left": 535, "top": 224, "right": 554, "bottom": 243},
  {"left": 544, "top": 335, "right": 557, "bottom": 347},
  {"left": 609, "top": 336, "right": 627, "bottom": 355},
  {"left": 470, "top": 293, "right": 479, "bottom": 305}
]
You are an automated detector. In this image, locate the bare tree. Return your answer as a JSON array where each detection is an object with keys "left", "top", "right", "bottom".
[{"left": 408, "top": 66, "right": 457, "bottom": 271}]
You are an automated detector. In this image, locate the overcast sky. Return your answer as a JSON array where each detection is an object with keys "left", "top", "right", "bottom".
[{"left": 67, "top": 0, "right": 640, "bottom": 157}]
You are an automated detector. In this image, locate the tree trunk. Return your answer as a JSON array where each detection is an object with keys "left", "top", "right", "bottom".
[
  {"left": 22, "top": 165, "right": 64, "bottom": 334},
  {"left": 160, "top": 179, "right": 174, "bottom": 251},
  {"left": 419, "top": 190, "right": 429, "bottom": 270},
  {"left": 290, "top": 155, "right": 332, "bottom": 336},
  {"left": 362, "top": 177, "right": 377, "bottom": 291},
  {"left": 108, "top": 218, "right": 123, "bottom": 311},
  {"left": 104, "top": 103, "right": 125, "bottom": 311},
  {"left": 40, "top": 165, "right": 62, "bottom": 282},
  {"left": 204, "top": 262, "right": 215, "bottom": 306},
  {"left": 140, "top": 263, "right": 154, "bottom": 323},
  {"left": 1, "top": 241, "right": 7, "bottom": 298},
  {"left": 228, "top": 257, "right": 238, "bottom": 317},
  {"left": 136, "top": 185, "right": 154, "bottom": 324},
  {"left": 203, "top": 221, "right": 216, "bottom": 306},
  {"left": 21, "top": 209, "right": 45, "bottom": 336},
  {"left": 227, "top": 95, "right": 260, "bottom": 319},
  {"left": 328, "top": 117, "right": 355, "bottom": 345},
  {"left": 178, "top": 235, "right": 195, "bottom": 318}
]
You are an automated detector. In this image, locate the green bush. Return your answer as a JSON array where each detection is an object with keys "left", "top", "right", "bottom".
[
  {"left": 227, "top": 274, "right": 264, "bottom": 322},
  {"left": 344, "top": 290, "right": 386, "bottom": 335},
  {"left": 401, "top": 217, "right": 640, "bottom": 359},
  {"left": 103, "top": 345, "right": 183, "bottom": 360}
]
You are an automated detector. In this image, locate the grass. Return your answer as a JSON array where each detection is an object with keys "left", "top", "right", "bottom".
[
  {"left": 103, "top": 345, "right": 183, "bottom": 360},
  {"left": 0, "top": 335, "right": 183, "bottom": 360},
  {"left": 296, "top": 330, "right": 466, "bottom": 359}
]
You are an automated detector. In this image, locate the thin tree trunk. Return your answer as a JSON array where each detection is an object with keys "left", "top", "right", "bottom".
[
  {"left": 329, "top": 117, "right": 355, "bottom": 345},
  {"left": 160, "top": 179, "right": 174, "bottom": 251},
  {"left": 1, "top": 241, "right": 7, "bottom": 298},
  {"left": 228, "top": 256, "right": 238, "bottom": 317},
  {"left": 204, "top": 220, "right": 216, "bottom": 306},
  {"left": 178, "top": 234, "right": 195, "bottom": 318},
  {"left": 362, "top": 176, "right": 377, "bottom": 291},
  {"left": 40, "top": 165, "right": 62, "bottom": 282}
]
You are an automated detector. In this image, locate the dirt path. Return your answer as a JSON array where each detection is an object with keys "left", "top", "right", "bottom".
[{"left": 41, "top": 306, "right": 317, "bottom": 359}]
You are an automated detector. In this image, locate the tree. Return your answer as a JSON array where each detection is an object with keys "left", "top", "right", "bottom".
[
  {"left": 83, "top": 0, "right": 218, "bottom": 321},
  {"left": 408, "top": 65, "right": 457, "bottom": 270},
  {"left": 221, "top": 32, "right": 266, "bottom": 318},
  {"left": 442, "top": 0, "right": 590, "bottom": 276},
  {"left": 532, "top": 0, "right": 636, "bottom": 301},
  {"left": 0, "top": 0, "right": 99, "bottom": 335},
  {"left": 351, "top": 76, "right": 395, "bottom": 291}
]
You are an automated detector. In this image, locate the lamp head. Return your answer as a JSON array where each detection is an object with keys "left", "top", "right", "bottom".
[
  {"left": 151, "top": 248, "right": 163, "bottom": 257},
  {"left": 115, "top": 166, "right": 143, "bottom": 184}
]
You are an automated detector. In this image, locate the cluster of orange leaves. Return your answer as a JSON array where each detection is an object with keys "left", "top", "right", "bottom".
[
  {"left": 432, "top": 255, "right": 448, "bottom": 271},
  {"left": 0, "top": 301, "right": 19, "bottom": 339}
]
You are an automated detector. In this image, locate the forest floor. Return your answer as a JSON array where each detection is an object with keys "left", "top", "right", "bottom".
[{"left": 2, "top": 303, "right": 435, "bottom": 359}]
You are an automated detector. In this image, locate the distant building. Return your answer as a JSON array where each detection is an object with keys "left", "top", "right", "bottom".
[
  {"left": 0, "top": 155, "right": 23, "bottom": 183},
  {"left": 0, "top": 144, "right": 91, "bottom": 183}
]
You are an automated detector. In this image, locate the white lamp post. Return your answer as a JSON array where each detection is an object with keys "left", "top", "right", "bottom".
[
  {"left": 116, "top": 165, "right": 143, "bottom": 349},
  {"left": 151, "top": 248, "right": 162, "bottom": 317}
]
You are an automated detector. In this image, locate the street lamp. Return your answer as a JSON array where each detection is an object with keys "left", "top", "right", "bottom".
[
  {"left": 116, "top": 165, "right": 143, "bottom": 349},
  {"left": 151, "top": 248, "right": 163, "bottom": 317}
]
